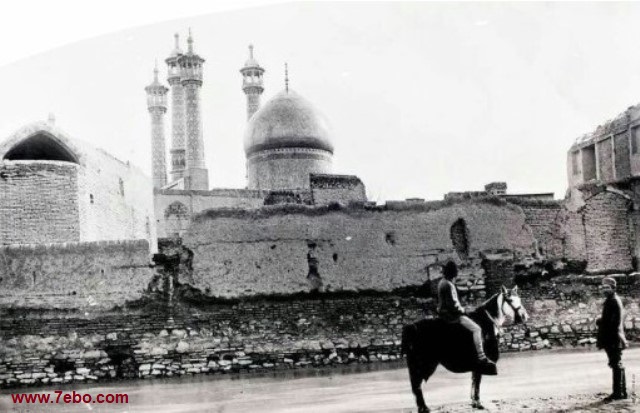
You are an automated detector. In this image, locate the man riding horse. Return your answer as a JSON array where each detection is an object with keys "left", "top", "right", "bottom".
[{"left": 437, "top": 261, "right": 497, "bottom": 375}]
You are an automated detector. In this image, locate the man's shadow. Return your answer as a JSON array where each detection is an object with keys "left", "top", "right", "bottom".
[{"left": 559, "top": 394, "right": 636, "bottom": 412}]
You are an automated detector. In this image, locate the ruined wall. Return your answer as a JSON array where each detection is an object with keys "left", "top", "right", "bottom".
[
  {"left": 183, "top": 199, "right": 537, "bottom": 298},
  {"left": 583, "top": 190, "right": 633, "bottom": 274},
  {"left": 513, "top": 201, "right": 564, "bottom": 257},
  {"left": 510, "top": 199, "right": 587, "bottom": 263},
  {"left": 0, "top": 162, "right": 80, "bottom": 245},
  {"left": 0, "top": 240, "right": 153, "bottom": 310}
]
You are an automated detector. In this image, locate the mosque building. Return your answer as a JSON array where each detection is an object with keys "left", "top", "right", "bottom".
[{"left": 150, "top": 33, "right": 366, "bottom": 238}]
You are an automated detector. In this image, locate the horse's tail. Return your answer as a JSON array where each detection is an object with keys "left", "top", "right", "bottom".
[{"left": 401, "top": 323, "right": 417, "bottom": 355}]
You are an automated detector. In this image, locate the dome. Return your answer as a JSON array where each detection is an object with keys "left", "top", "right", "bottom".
[{"left": 244, "top": 90, "right": 334, "bottom": 156}]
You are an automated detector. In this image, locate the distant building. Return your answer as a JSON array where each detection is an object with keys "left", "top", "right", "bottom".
[
  {"left": 150, "top": 36, "right": 366, "bottom": 238},
  {"left": 445, "top": 182, "right": 554, "bottom": 202},
  {"left": 0, "top": 120, "right": 155, "bottom": 246}
]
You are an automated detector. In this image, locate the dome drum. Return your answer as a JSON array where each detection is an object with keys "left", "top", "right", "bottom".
[{"left": 247, "top": 148, "right": 332, "bottom": 190}]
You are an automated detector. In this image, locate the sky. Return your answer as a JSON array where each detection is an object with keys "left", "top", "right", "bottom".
[{"left": 1, "top": 1, "right": 640, "bottom": 202}]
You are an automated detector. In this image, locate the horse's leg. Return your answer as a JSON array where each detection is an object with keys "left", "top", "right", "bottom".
[
  {"left": 409, "top": 360, "right": 437, "bottom": 413},
  {"left": 471, "top": 371, "right": 485, "bottom": 410},
  {"left": 409, "top": 362, "right": 428, "bottom": 413}
]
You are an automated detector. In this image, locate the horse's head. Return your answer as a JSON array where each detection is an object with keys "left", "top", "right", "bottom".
[{"left": 500, "top": 285, "right": 529, "bottom": 325}]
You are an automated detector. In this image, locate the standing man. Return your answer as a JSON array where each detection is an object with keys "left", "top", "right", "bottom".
[
  {"left": 596, "top": 277, "right": 628, "bottom": 401},
  {"left": 437, "top": 261, "right": 497, "bottom": 375}
]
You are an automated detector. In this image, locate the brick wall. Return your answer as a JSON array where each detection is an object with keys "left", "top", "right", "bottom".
[
  {"left": 183, "top": 199, "right": 537, "bottom": 298},
  {"left": 582, "top": 190, "right": 633, "bottom": 274},
  {"left": 0, "top": 162, "right": 80, "bottom": 245},
  {"left": 0, "top": 240, "right": 153, "bottom": 310},
  {"left": 514, "top": 201, "right": 564, "bottom": 257}
]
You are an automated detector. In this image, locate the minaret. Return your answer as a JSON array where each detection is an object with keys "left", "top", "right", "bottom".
[
  {"left": 165, "top": 33, "right": 186, "bottom": 183},
  {"left": 240, "top": 44, "right": 265, "bottom": 120},
  {"left": 178, "top": 29, "right": 208, "bottom": 190},
  {"left": 145, "top": 64, "right": 169, "bottom": 189}
]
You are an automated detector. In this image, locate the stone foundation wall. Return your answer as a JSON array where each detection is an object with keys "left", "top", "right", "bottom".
[{"left": 2, "top": 273, "right": 639, "bottom": 388}]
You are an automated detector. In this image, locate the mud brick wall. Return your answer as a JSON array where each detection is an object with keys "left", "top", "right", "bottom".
[
  {"left": 0, "top": 240, "right": 153, "bottom": 310},
  {"left": 183, "top": 199, "right": 537, "bottom": 298},
  {"left": 0, "top": 162, "right": 80, "bottom": 245}
]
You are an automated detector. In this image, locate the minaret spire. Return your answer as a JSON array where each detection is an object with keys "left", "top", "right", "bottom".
[
  {"left": 178, "top": 28, "right": 208, "bottom": 190},
  {"left": 145, "top": 65, "right": 169, "bottom": 189},
  {"left": 240, "top": 44, "right": 265, "bottom": 120},
  {"left": 187, "top": 28, "right": 194, "bottom": 54},
  {"left": 166, "top": 33, "right": 186, "bottom": 183},
  {"left": 285, "top": 62, "right": 289, "bottom": 93}
]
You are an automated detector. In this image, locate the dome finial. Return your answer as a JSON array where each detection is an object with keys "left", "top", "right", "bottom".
[
  {"left": 153, "top": 59, "right": 159, "bottom": 81},
  {"left": 187, "top": 28, "right": 194, "bottom": 53},
  {"left": 285, "top": 62, "right": 289, "bottom": 93},
  {"left": 47, "top": 112, "right": 56, "bottom": 125},
  {"left": 249, "top": 44, "right": 254, "bottom": 60},
  {"left": 174, "top": 33, "right": 180, "bottom": 49}
]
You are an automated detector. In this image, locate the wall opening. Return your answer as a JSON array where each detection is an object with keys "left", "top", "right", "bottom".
[
  {"left": 3, "top": 133, "right": 79, "bottom": 163},
  {"left": 582, "top": 145, "right": 597, "bottom": 181},
  {"left": 633, "top": 127, "right": 640, "bottom": 154},
  {"left": 385, "top": 231, "right": 397, "bottom": 246},
  {"left": 450, "top": 218, "right": 469, "bottom": 260},
  {"left": 306, "top": 241, "right": 323, "bottom": 292}
]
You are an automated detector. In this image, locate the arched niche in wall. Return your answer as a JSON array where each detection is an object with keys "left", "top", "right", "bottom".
[
  {"left": 3, "top": 132, "right": 79, "bottom": 163},
  {"left": 450, "top": 218, "right": 469, "bottom": 260},
  {"left": 164, "top": 201, "right": 190, "bottom": 238}
]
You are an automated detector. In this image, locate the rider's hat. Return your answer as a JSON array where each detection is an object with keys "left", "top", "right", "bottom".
[{"left": 442, "top": 261, "right": 458, "bottom": 279}]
